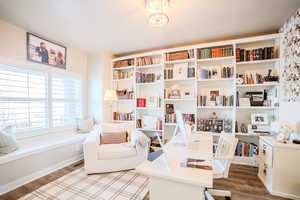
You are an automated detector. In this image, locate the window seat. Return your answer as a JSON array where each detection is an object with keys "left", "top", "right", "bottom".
[{"left": 0, "top": 132, "right": 88, "bottom": 165}]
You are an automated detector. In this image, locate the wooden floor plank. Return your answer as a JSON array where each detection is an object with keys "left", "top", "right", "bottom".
[{"left": 0, "top": 162, "right": 291, "bottom": 200}]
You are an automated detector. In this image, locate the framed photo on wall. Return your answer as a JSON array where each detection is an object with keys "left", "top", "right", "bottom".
[{"left": 27, "top": 32, "right": 67, "bottom": 69}]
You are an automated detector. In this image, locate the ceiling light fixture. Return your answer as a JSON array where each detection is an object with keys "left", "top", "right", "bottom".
[{"left": 145, "top": 0, "right": 170, "bottom": 27}]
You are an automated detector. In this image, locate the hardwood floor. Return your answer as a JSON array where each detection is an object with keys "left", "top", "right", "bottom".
[{"left": 0, "top": 162, "right": 291, "bottom": 200}]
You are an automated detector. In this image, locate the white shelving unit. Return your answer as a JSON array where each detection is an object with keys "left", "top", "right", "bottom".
[{"left": 111, "top": 33, "right": 281, "bottom": 167}]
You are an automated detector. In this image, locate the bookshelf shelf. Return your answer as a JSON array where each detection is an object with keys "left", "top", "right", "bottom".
[
  {"left": 113, "top": 66, "right": 134, "bottom": 70},
  {"left": 236, "top": 58, "right": 280, "bottom": 65},
  {"left": 112, "top": 33, "right": 281, "bottom": 167},
  {"left": 136, "top": 64, "right": 162, "bottom": 69},
  {"left": 197, "top": 78, "right": 234, "bottom": 82},
  {"left": 165, "top": 58, "right": 195, "bottom": 64},
  {"left": 113, "top": 78, "right": 133, "bottom": 82},
  {"left": 113, "top": 120, "right": 135, "bottom": 123},
  {"left": 164, "top": 78, "right": 196, "bottom": 82},
  {"left": 114, "top": 99, "right": 135, "bottom": 102},
  {"left": 236, "top": 82, "right": 279, "bottom": 87},
  {"left": 136, "top": 81, "right": 162, "bottom": 86},
  {"left": 233, "top": 156, "right": 258, "bottom": 167},
  {"left": 137, "top": 128, "right": 163, "bottom": 132},
  {"left": 197, "top": 56, "right": 234, "bottom": 62},
  {"left": 197, "top": 106, "right": 234, "bottom": 109},
  {"left": 237, "top": 106, "right": 279, "bottom": 110},
  {"left": 164, "top": 98, "right": 196, "bottom": 101},
  {"left": 235, "top": 132, "right": 259, "bottom": 136},
  {"left": 136, "top": 107, "right": 162, "bottom": 110}
]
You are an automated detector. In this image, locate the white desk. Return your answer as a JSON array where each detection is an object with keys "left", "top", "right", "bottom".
[{"left": 135, "top": 134, "right": 213, "bottom": 200}]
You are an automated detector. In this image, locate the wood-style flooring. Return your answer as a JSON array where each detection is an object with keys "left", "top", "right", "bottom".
[{"left": 0, "top": 161, "right": 291, "bottom": 200}]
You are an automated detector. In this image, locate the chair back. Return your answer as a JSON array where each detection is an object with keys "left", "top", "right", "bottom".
[
  {"left": 215, "top": 133, "right": 238, "bottom": 178},
  {"left": 170, "top": 110, "right": 191, "bottom": 145}
]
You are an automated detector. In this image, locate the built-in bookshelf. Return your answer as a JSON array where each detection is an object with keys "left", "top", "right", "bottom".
[{"left": 111, "top": 34, "right": 281, "bottom": 166}]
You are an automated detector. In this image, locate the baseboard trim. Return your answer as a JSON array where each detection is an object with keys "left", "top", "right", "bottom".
[
  {"left": 270, "top": 190, "right": 300, "bottom": 200},
  {"left": 0, "top": 154, "right": 83, "bottom": 195}
]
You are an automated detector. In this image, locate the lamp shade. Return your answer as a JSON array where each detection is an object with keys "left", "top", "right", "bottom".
[{"left": 104, "top": 89, "right": 117, "bottom": 101}]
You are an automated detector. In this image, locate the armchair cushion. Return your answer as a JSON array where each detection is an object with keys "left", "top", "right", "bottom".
[
  {"left": 100, "top": 131, "right": 127, "bottom": 144},
  {"left": 97, "top": 143, "right": 137, "bottom": 160}
]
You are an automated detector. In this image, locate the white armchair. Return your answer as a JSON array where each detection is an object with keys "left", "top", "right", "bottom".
[{"left": 83, "top": 123, "right": 149, "bottom": 174}]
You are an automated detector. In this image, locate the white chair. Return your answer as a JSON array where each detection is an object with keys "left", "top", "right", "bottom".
[
  {"left": 207, "top": 133, "right": 238, "bottom": 200},
  {"left": 83, "top": 123, "right": 149, "bottom": 174}
]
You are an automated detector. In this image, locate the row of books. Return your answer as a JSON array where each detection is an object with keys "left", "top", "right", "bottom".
[
  {"left": 197, "top": 95, "right": 234, "bottom": 107},
  {"left": 236, "top": 47, "right": 275, "bottom": 62},
  {"left": 136, "top": 72, "right": 158, "bottom": 83},
  {"left": 164, "top": 66, "right": 195, "bottom": 79},
  {"left": 113, "top": 70, "right": 133, "bottom": 80},
  {"left": 136, "top": 97, "right": 162, "bottom": 108},
  {"left": 197, "top": 119, "right": 232, "bottom": 133},
  {"left": 113, "top": 59, "right": 134, "bottom": 68},
  {"left": 113, "top": 112, "right": 134, "bottom": 121},
  {"left": 165, "top": 50, "right": 194, "bottom": 61},
  {"left": 235, "top": 141, "right": 258, "bottom": 157},
  {"left": 136, "top": 56, "right": 161, "bottom": 66},
  {"left": 198, "top": 65, "right": 234, "bottom": 80},
  {"left": 198, "top": 46, "right": 233, "bottom": 59},
  {"left": 116, "top": 89, "right": 134, "bottom": 99}
]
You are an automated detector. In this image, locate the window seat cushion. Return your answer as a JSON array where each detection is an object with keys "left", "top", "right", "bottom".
[{"left": 0, "top": 131, "right": 88, "bottom": 165}]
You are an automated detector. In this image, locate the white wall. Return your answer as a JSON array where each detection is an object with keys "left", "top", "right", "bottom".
[
  {"left": 87, "top": 52, "right": 113, "bottom": 123},
  {"left": 0, "top": 19, "right": 89, "bottom": 117}
]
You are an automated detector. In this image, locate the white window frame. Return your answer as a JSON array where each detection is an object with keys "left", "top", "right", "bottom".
[{"left": 0, "top": 61, "right": 82, "bottom": 139}]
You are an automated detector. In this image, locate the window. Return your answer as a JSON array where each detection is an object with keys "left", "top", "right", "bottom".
[
  {"left": 0, "top": 64, "right": 81, "bottom": 133},
  {"left": 51, "top": 75, "right": 81, "bottom": 127}
]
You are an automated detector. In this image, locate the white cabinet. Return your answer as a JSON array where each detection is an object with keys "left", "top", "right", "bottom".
[{"left": 258, "top": 136, "right": 300, "bottom": 200}]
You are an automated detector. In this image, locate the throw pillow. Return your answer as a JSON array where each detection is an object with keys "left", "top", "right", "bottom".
[
  {"left": 0, "top": 126, "right": 19, "bottom": 155},
  {"left": 128, "top": 130, "right": 142, "bottom": 148},
  {"left": 100, "top": 131, "right": 127, "bottom": 144},
  {"left": 77, "top": 117, "right": 94, "bottom": 133}
]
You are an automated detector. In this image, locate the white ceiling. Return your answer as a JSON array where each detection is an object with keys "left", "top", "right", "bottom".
[{"left": 0, "top": 0, "right": 300, "bottom": 54}]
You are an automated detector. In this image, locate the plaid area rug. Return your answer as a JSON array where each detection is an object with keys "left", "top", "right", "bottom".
[{"left": 19, "top": 168, "right": 149, "bottom": 200}]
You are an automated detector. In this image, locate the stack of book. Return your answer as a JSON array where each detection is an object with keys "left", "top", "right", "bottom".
[
  {"left": 235, "top": 141, "right": 258, "bottom": 157},
  {"left": 136, "top": 72, "right": 158, "bottom": 83},
  {"left": 113, "top": 59, "right": 134, "bottom": 68},
  {"left": 113, "top": 112, "right": 134, "bottom": 121},
  {"left": 113, "top": 70, "right": 132, "bottom": 80},
  {"left": 165, "top": 50, "right": 194, "bottom": 61},
  {"left": 236, "top": 73, "right": 264, "bottom": 84},
  {"left": 236, "top": 47, "right": 275, "bottom": 62},
  {"left": 116, "top": 89, "right": 134, "bottom": 99},
  {"left": 198, "top": 46, "right": 233, "bottom": 59},
  {"left": 136, "top": 56, "right": 161, "bottom": 66},
  {"left": 136, "top": 98, "right": 147, "bottom": 107}
]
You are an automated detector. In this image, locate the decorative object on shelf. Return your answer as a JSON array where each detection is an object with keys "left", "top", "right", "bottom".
[
  {"left": 280, "top": 8, "right": 300, "bottom": 102},
  {"left": 271, "top": 121, "right": 296, "bottom": 143},
  {"left": 251, "top": 113, "right": 268, "bottom": 125},
  {"left": 27, "top": 32, "right": 66, "bottom": 69},
  {"left": 240, "top": 123, "right": 248, "bottom": 133},
  {"left": 146, "top": 0, "right": 170, "bottom": 27}
]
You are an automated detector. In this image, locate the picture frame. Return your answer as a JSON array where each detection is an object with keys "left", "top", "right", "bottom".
[
  {"left": 27, "top": 32, "right": 67, "bottom": 69},
  {"left": 251, "top": 113, "right": 268, "bottom": 125}
]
